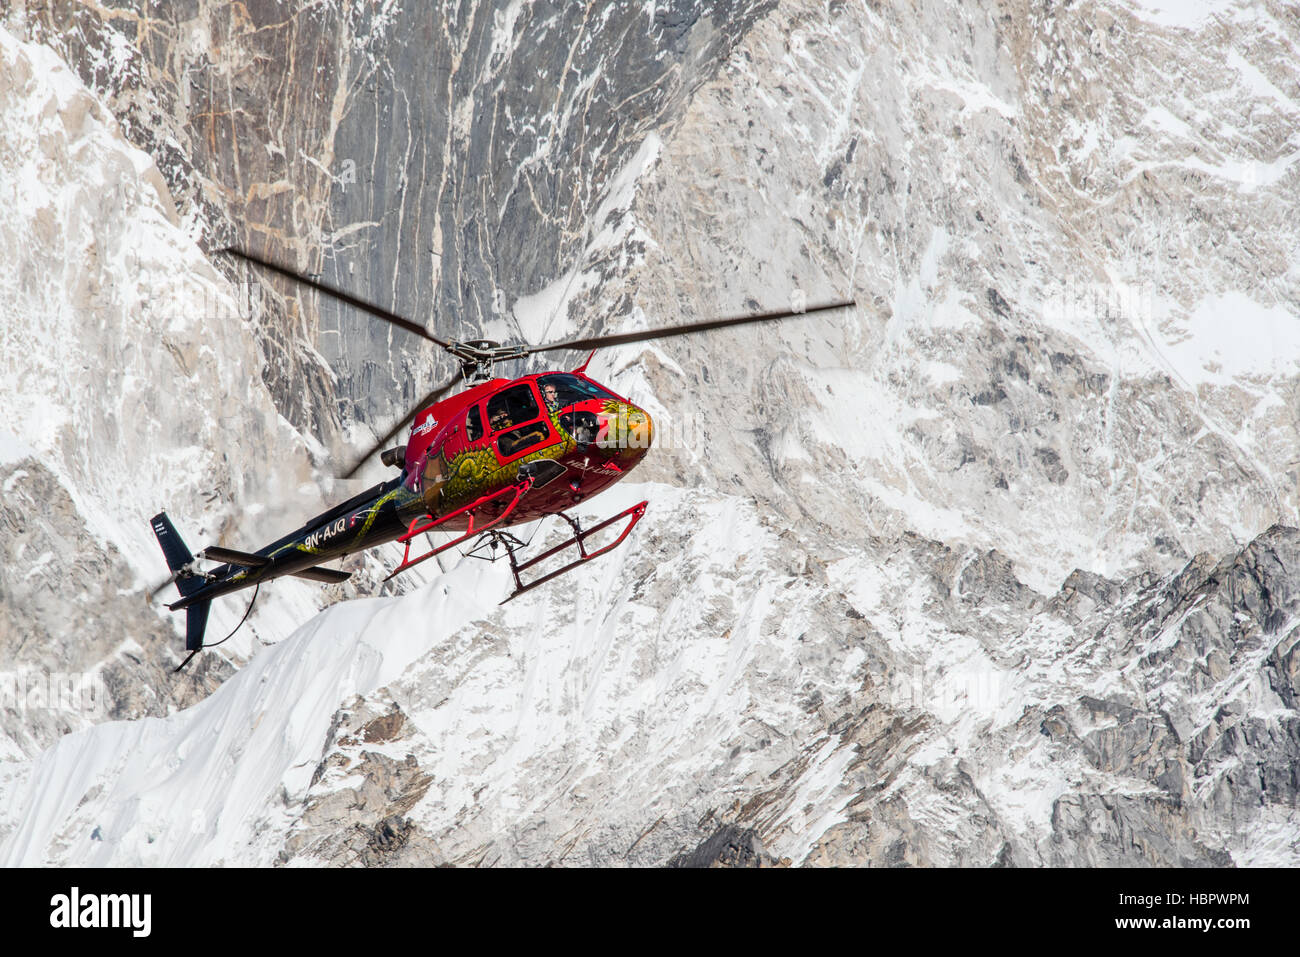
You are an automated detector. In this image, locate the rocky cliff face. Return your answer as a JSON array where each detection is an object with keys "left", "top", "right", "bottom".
[
  {"left": 273, "top": 508, "right": 1300, "bottom": 868},
  {"left": 10, "top": 0, "right": 778, "bottom": 434},
  {"left": 1, "top": 0, "right": 1297, "bottom": 865},
  {"left": 0, "top": 26, "right": 313, "bottom": 758}
]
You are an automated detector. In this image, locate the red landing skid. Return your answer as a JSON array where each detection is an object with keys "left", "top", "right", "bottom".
[
  {"left": 384, "top": 481, "right": 647, "bottom": 603},
  {"left": 385, "top": 479, "right": 534, "bottom": 581},
  {"left": 501, "top": 500, "right": 647, "bottom": 603}
]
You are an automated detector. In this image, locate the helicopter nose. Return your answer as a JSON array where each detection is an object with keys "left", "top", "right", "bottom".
[
  {"left": 596, "top": 403, "right": 653, "bottom": 456},
  {"left": 627, "top": 404, "right": 653, "bottom": 452}
]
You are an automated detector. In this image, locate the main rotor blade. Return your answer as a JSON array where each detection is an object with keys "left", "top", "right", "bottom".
[
  {"left": 521, "top": 298, "right": 856, "bottom": 356},
  {"left": 223, "top": 246, "right": 450, "bottom": 349},
  {"left": 340, "top": 372, "right": 462, "bottom": 479}
]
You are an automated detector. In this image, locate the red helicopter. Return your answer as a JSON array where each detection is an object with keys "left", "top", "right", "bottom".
[{"left": 151, "top": 245, "right": 853, "bottom": 667}]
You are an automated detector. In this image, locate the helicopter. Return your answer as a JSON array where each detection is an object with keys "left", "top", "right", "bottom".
[{"left": 151, "top": 244, "right": 854, "bottom": 668}]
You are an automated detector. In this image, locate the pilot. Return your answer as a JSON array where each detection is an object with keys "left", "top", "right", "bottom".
[{"left": 541, "top": 382, "right": 561, "bottom": 411}]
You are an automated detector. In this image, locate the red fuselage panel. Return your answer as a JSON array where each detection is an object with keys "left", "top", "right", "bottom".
[{"left": 398, "top": 372, "right": 653, "bottom": 529}]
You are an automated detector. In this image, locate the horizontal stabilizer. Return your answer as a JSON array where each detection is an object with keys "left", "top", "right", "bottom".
[
  {"left": 291, "top": 566, "right": 351, "bottom": 584},
  {"left": 201, "top": 545, "right": 270, "bottom": 567}
]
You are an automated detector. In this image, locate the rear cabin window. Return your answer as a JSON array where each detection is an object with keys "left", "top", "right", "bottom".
[
  {"left": 486, "top": 385, "right": 539, "bottom": 433},
  {"left": 465, "top": 405, "right": 484, "bottom": 442}
]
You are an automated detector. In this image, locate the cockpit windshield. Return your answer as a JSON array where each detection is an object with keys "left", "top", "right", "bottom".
[{"left": 537, "top": 374, "right": 616, "bottom": 412}]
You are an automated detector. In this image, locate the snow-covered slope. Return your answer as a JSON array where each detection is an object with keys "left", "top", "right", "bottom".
[
  {"left": 0, "top": 26, "right": 384, "bottom": 758},
  {"left": 5, "top": 480, "right": 1296, "bottom": 866},
  {"left": 1, "top": 554, "right": 497, "bottom": 866}
]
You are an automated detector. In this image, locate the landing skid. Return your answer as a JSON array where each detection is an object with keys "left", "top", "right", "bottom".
[
  {"left": 484, "top": 501, "right": 648, "bottom": 603},
  {"left": 385, "top": 482, "right": 646, "bottom": 601},
  {"left": 384, "top": 479, "right": 534, "bottom": 581}
]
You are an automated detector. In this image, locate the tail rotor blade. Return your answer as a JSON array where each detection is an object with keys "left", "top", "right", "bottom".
[{"left": 147, "top": 571, "right": 181, "bottom": 603}]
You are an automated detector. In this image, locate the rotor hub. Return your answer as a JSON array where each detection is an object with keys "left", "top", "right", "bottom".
[{"left": 448, "top": 338, "right": 527, "bottom": 383}]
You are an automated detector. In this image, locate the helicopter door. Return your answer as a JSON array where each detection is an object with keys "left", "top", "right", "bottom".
[{"left": 487, "top": 384, "right": 550, "bottom": 461}]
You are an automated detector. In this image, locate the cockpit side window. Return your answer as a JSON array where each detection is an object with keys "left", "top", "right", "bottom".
[
  {"left": 486, "top": 384, "right": 539, "bottom": 433},
  {"left": 537, "top": 374, "right": 616, "bottom": 412},
  {"left": 465, "top": 404, "right": 484, "bottom": 442}
]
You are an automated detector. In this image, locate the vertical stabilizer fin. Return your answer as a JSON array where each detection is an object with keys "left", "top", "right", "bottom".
[
  {"left": 185, "top": 601, "right": 211, "bottom": 652},
  {"left": 150, "top": 511, "right": 204, "bottom": 598}
]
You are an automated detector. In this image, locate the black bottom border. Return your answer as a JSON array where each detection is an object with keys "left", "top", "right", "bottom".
[{"left": 4, "top": 865, "right": 1276, "bottom": 945}]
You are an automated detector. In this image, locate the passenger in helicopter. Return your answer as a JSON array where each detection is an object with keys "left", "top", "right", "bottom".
[{"left": 498, "top": 421, "right": 549, "bottom": 457}]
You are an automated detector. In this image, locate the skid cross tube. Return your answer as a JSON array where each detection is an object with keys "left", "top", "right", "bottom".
[
  {"left": 385, "top": 479, "right": 534, "bottom": 581},
  {"left": 502, "top": 500, "right": 647, "bottom": 603}
]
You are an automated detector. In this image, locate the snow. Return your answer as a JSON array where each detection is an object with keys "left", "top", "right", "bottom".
[
  {"left": 0, "top": 430, "right": 34, "bottom": 466},
  {"left": 1158, "top": 292, "right": 1300, "bottom": 386},
  {"left": 587, "top": 132, "right": 662, "bottom": 254},
  {"left": 918, "top": 226, "right": 948, "bottom": 288},
  {"left": 510, "top": 263, "right": 592, "bottom": 345},
  {"left": 1124, "top": 0, "right": 1230, "bottom": 30},
  {"left": 3, "top": 0, "right": 1300, "bottom": 870},
  {"left": 488, "top": 1, "right": 527, "bottom": 65},
  {"left": 1141, "top": 105, "right": 1195, "bottom": 141},
  {"left": 1, "top": 559, "right": 503, "bottom": 866},
  {"left": 1181, "top": 152, "right": 1300, "bottom": 193},
  {"left": 502, "top": 132, "right": 664, "bottom": 349},
  {"left": 1224, "top": 49, "right": 1300, "bottom": 115},
  {"left": 922, "top": 73, "right": 1015, "bottom": 119},
  {"left": 0, "top": 480, "right": 879, "bottom": 866},
  {"left": 0, "top": 25, "right": 328, "bottom": 653}
]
